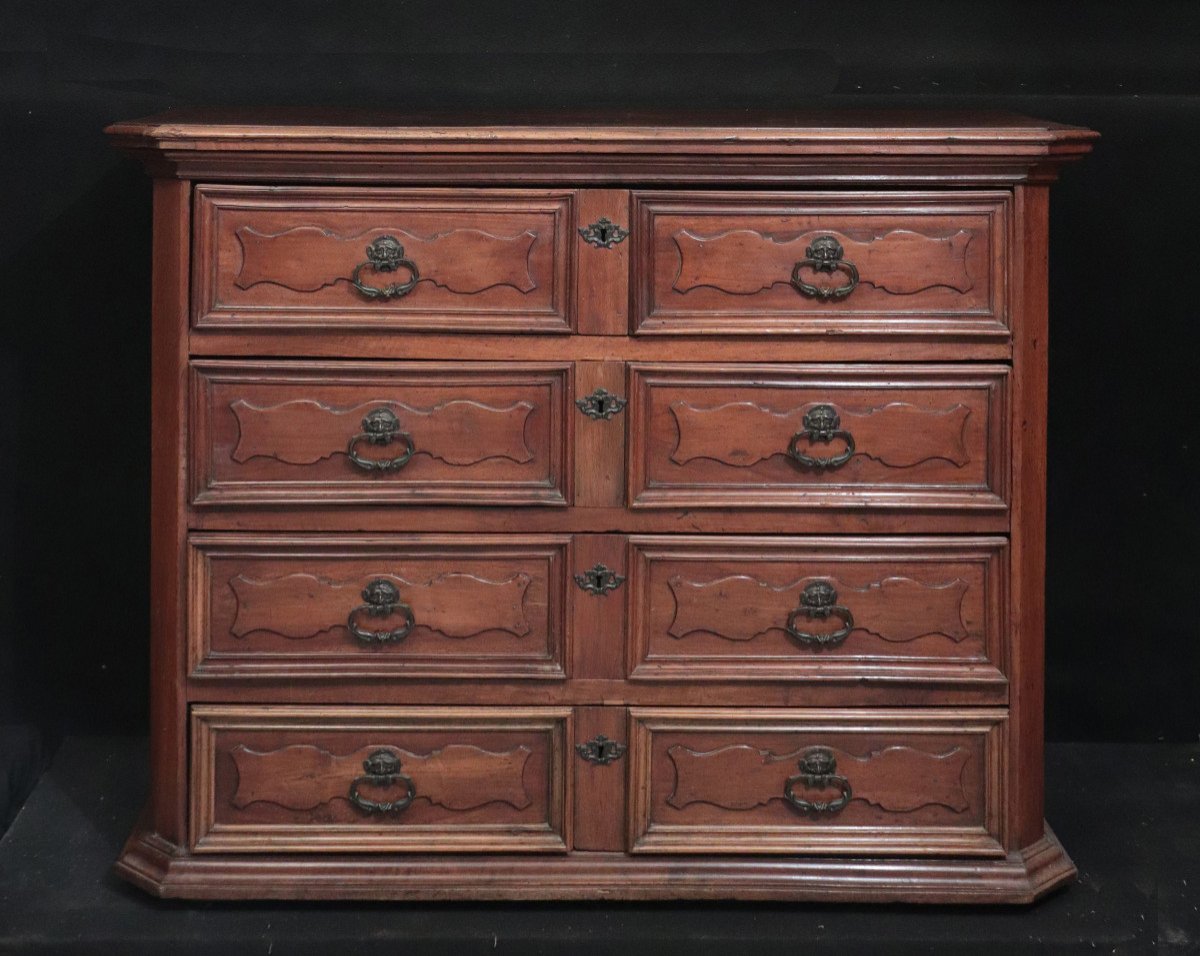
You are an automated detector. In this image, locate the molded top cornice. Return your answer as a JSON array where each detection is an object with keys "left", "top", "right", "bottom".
[{"left": 106, "top": 108, "right": 1098, "bottom": 184}]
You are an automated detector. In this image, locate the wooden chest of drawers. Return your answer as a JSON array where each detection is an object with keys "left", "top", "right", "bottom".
[{"left": 106, "top": 110, "right": 1095, "bottom": 903}]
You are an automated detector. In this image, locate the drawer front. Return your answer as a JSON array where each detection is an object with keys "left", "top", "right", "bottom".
[
  {"left": 628, "top": 537, "right": 1006, "bottom": 685},
  {"left": 633, "top": 191, "right": 1008, "bottom": 337},
  {"left": 191, "top": 361, "right": 571, "bottom": 506},
  {"left": 629, "top": 709, "right": 1004, "bottom": 856},
  {"left": 194, "top": 186, "right": 574, "bottom": 333},
  {"left": 191, "top": 706, "right": 571, "bottom": 853},
  {"left": 189, "top": 535, "right": 569, "bottom": 680},
  {"left": 628, "top": 364, "right": 1008, "bottom": 511}
]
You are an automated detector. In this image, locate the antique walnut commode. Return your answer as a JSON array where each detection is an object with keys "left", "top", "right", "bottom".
[{"left": 106, "top": 110, "right": 1095, "bottom": 902}]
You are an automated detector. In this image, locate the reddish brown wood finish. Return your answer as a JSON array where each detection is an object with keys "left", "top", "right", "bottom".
[
  {"left": 188, "top": 534, "right": 569, "bottom": 680},
  {"left": 628, "top": 708, "right": 1004, "bottom": 857},
  {"left": 191, "top": 706, "right": 571, "bottom": 853},
  {"left": 190, "top": 361, "right": 572, "bottom": 506},
  {"left": 633, "top": 191, "right": 1008, "bottom": 338},
  {"left": 628, "top": 363, "right": 1009, "bottom": 511},
  {"left": 194, "top": 186, "right": 575, "bottom": 333},
  {"left": 147, "top": 178, "right": 191, "bottom": 846},
  {"left": 626, "top": 536, "right": 1007, "bottom": 686},
  {"left": 107, "top": 110, "right": 1092, "bottom": 903}
]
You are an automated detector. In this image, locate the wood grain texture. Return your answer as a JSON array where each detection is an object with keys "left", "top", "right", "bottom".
[
  {"left": 627, "top": 536, "right": 1006, "bottom": 685},
  {"left": 116, "top": 824, "right": 1077, "bottom": 902},
  {"left": 194, "top": 187, "right": 574, "bottom": 332},
  {"left": 575, "top": 190, "right": 630, "bottom": 335},
  {"left": 191, "top": 705, "right": 572, "bottom": 853},
  {"left": 190, "top": 361, "right": 572, "bottom": 506},
  {"left": 633, "top": 192, "right": 1008, "bottom": 337},
  {"left": 665, "top": 576, "right": 970, "bottom": 645},
  {"left": 229, "top": 397, "right": 535, "bottom": 467},
  {"left": 665, "top": 744, "right": 972, "bottom": 812},
  {"left": 1007, "top": 184, "right": 1051, "bottom": 851},
  {"left": 147, "top": 177, "right": 191, "bottom": 845},
  {"left": 189, "top": 534, "right": 568, "bottom": 680},
  {"left": 106, "top": 111, "right": 1093, "bottom": 904},
  {"left": 668, "top": 400, "right": 971, "bottom": 468},
  {"left": 229, "top": 743, "right": 533, "bottom": 811},
  {"left": 106, "top": 108, "right": 1098, "bottom": 186},
  {"left": 628, "top": 363, "right": 1009, "bottom": 511},
  {"left": 628, "top": 708, "right": 1005, "bottom": 856},
  {"left": 571, "top": 706, "right": 628, "bottom": 851}
]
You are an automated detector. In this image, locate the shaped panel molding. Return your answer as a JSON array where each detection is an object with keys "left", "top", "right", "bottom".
[{"left": 194, "top": 186, "right": 574, "bottom": 332}]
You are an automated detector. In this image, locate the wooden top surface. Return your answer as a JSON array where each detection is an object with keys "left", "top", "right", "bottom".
[
  {"left": 105, "top": 108, "right": 1096, "bottom": 183},
  {"left": 108, "top": 107, "right": 1096, "bottom": 144}
]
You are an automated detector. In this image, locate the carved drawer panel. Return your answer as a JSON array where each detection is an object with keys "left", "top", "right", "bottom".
[
  {"left": 194, "top": 186, "right": 574, "bottom": 332},
  {"left": 628, "top": 364, "right": 1008, "bottom": 511},
  {"left": 191, "top": 706, "right": 571, "bottom": 853},
  {"left": 629, "top": 709, "right": 1004, "bottom": 856},
  {"left": 633, "top": 191, "right": 1008, "bottom": 337},
  {"left": 628, "top": 536, "right": 1007, "bottom": 686},
  {"left": 190, "top": 361, "right": 571, "bottom": 506},
  {"left": 188, "top": 534, "right": 569, "bottom": 680}
]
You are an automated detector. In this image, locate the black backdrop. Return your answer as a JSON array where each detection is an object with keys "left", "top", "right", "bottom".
[{"left": 2, "top": 0, "right": 1197, "bottom": 749}]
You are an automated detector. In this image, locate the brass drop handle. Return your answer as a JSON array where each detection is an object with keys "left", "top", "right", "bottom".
[
  {"left": 784, "top": 747, "right": 852, "bottom": 814},
  {"left": 786, "top": 580, "right": 854, "bottom": 648},
  {"left": 347, "top": 579, "right": 415, "bottom": 644},
  {"left": 787, "top": 404, "right": 855, "bottom": 470},
  {"left": 347, "top": 407, "right": 415, "bottom": 472},
  {"left": 348, "top": 749, "right": 416, "bottom": 813},
  {"left": 351, "top": 235, "right": 420, "bottom": 299},
  {"left": 791, "top": 235, "right": 859, "bottom": 300}
]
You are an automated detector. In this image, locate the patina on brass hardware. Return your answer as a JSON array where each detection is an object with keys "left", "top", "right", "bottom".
[
  {"left": 575, "top": 735, "right": 627, "bottom": 765},
  {"left": 785, "top": 580, "right": 855, "bottom": 648},
  {"left": 574, "top": 564, "right": 625, "bottom": 596},
  {"left": 351, "top": 234, "right": 420, "bottom": 299},
  {"left": 787, "top": 404, "right": 856, "bottom": 469},
  {"left": 347, "top": 578, "right": 416, "bottom": 644},
  {"left": 784, "top": 746, "right": 852, "bottom": 814},
  {"left": 575, "top": 388, "right": 627, "bottom": 420},
  {"left": 348, "top": 749, "right": 416, "bottom": 813},
  {"left": 347, "top": 407, "right": 416, "bottom": 472},
  {"left": 578, "top": 217, "right": 629, "bottom": 249},
  {"left": 791, "top": 235, "right": 860, "bottom": 300}
]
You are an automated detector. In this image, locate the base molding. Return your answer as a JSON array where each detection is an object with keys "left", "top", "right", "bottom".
[{"left": 115, "top": 818, "right": 1075, "bottom": 904}]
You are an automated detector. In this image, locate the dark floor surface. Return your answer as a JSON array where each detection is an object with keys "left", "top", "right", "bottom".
[{"left": 0, "top": 738, "right": 1196, "bottom": 955}]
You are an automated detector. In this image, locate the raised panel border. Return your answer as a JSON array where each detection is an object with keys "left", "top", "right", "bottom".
[
  {"left": 631, "top": 190, "right": 1010, "bottom": 337},
  {"left": 188, "top": 360, "right": 573, "bottom": 507},
  {"left": 193, "top": 186, "right": 576, "bottom": 333},
  {"left": 626, "top": 535, "right": 1008, "bottom": 687},
  {"left": 627, "top": 362, "right": 1010, "bottom": 512},
  {"left": 190, "top": 705, "right": 573, "bottom": 854},
  {"left": 187, "top": 533, "right": 571, "bottom": 681},
  {"left": 628, "top": 708, "right": 1006, "bottom": 857}
]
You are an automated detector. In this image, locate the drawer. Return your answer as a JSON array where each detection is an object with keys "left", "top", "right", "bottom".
[
  {"left": 629, "top": 709, "right": 1004, "bottom": 856},
  {"left": 190, "top": 361, "right": 571, "bottom": 506},
  {"left": 193, "top": 186, "right": 574, "bottom": 333},
  {"left": 188, "top": 534, "right": 569, "bottom": 680},
  {"left": 191, "top": 706, "right": 571, "bottom": 853},
  {"left": 633, "top": 191, "right": 1008, "bottom": 337},
  {"left": 628, "top": 536, "right": 1006, "bottom": 686},
  {"left": 628, "top": 364, "right": 1008, "bottom": 511}
]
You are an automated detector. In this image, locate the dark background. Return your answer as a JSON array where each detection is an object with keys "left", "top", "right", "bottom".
[{"left": 1, "top": 0, "right": 1198, "bottom": 778}]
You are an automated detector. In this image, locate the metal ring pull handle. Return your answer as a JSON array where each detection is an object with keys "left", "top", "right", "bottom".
[
  {"left": 347, "top": 579, "right": 415, "bottom": 645},
  {"left": 783, "top": 747, "right": 852, "bottom": 814},
  {"left": 790, "top": 235, "right": 859, "bottom": 300},
  {"left": 348, "top": 749, "right": 416, "bottom": 813},
  {"left": 785, "top": 580, "right": 854, "bottom": 648},
  {"left": 351, "top": 235, "right": 420, "bottom": 299},
  {"left": 347, "top": 407, "right": 415, "bottom": 472},
  {"left": 787, "top": 404, "right": 855, "bottom": 470}
]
